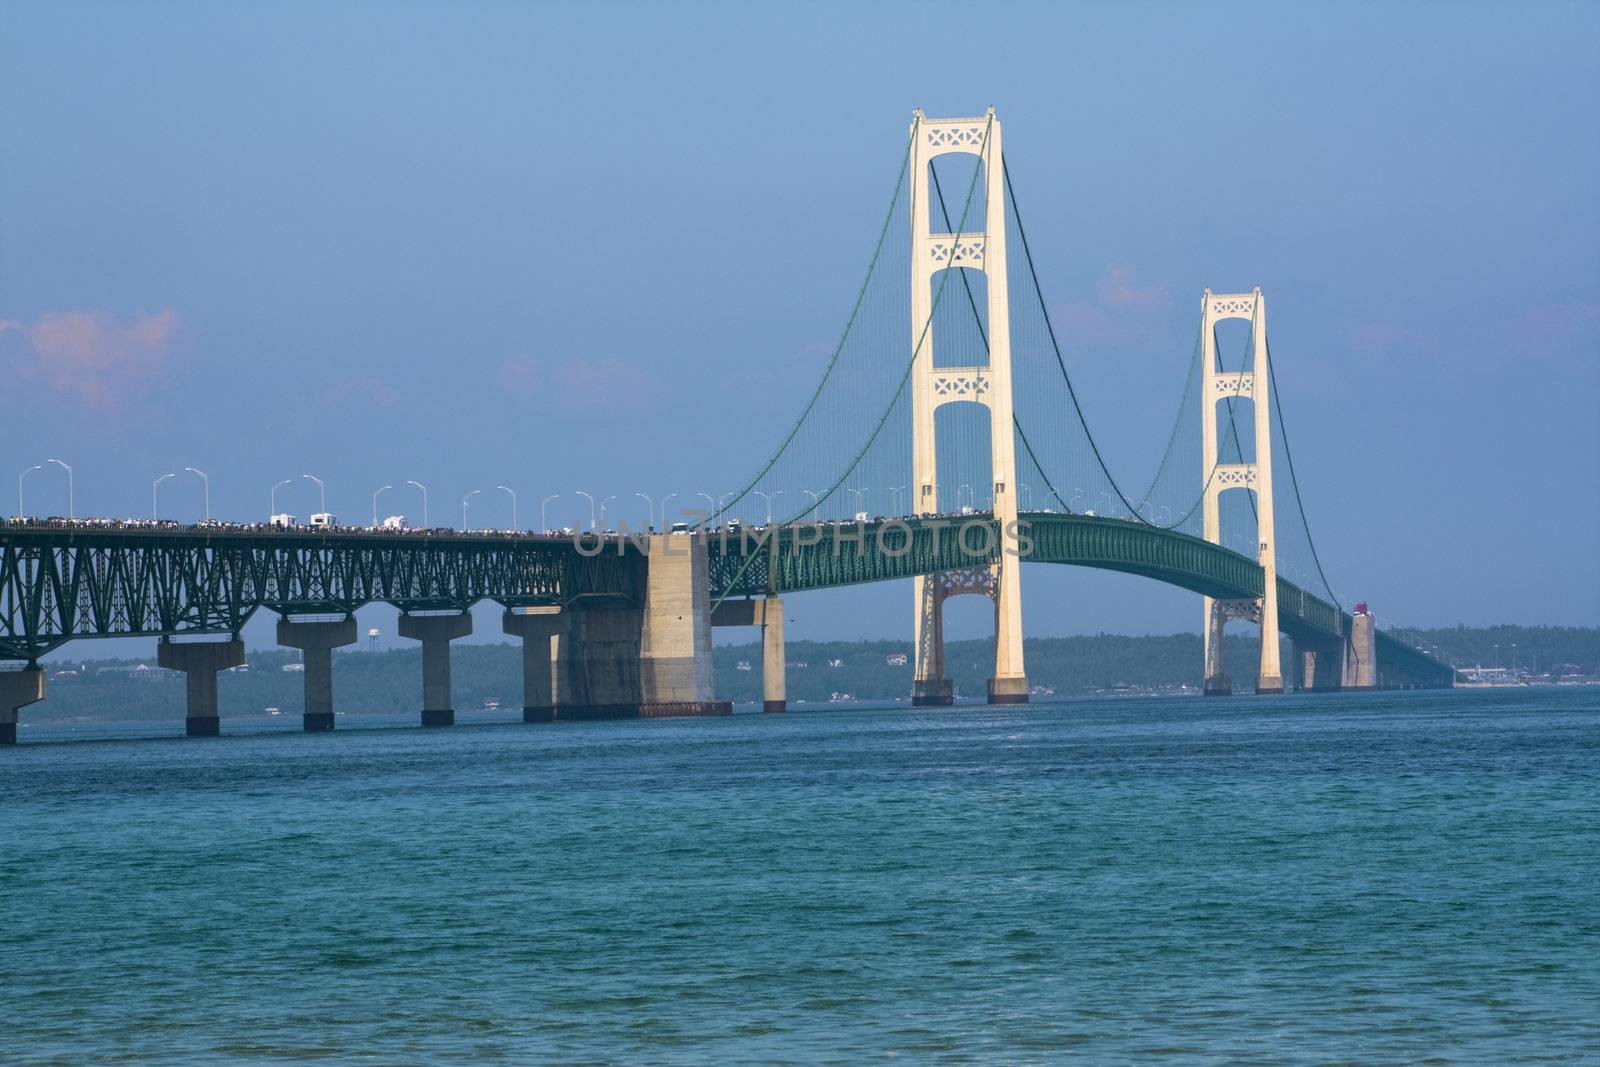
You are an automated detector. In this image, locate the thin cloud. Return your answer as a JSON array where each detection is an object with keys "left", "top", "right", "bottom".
[
  {"left": 497, "top": 355, "right": 540, "bottom": 396},
  {"left": 313, "top": 377, "right": 400, "bottom": 409},
  {"left": 496, "top": 354, "right": 655, "bottom": 408},
  {"left": 1050, "top": 265, "right": 1171, "bottom": 347},
  {"left": 1098, "top": 264, "right": 1168, "bottom": 311},
  {"left": 0, "top": 309, "right": 177, "bottom": 410}
]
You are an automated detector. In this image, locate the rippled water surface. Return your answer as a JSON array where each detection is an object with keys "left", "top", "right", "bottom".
[{"left": 3, "top": 688, "right": 1598, "bottom": 1063}]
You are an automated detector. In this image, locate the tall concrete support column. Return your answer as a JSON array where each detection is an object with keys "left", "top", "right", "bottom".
[
  {"left": 761, "top": 595, "right": 785, "bottom": 712},
  {"left": 0, "top": 668, "right": 46, "bottom": 745},
  {"left": 912, "top": 580, "right": 952, "bottom": 705},
  {"left": 1200, "top": 288, "right": 1283, "bottom": 694},
  {"left": 1343, "top": 611, "right": 1378, "bottom": 690},
  {"left": 1203, "top": 605, "right": 1231, "bottom": 696},
  {"left": 502, "top": 609, "right": 564, "bottom": 722},
  {"left": 561, "top": 535, "right": 729, "bottom": 719},
  {"left": 276, "top": 617, "right": 357, "bottom": 731},
  {"left": 638, "top": 534, "right": 724, "bottom": 716},
  {"left": 398, "top": 612, "right": 472, "bottom": 726},
  {"left": 158, "top": 637, "right": 245, "bottom": 736},
  {"left": 908, "top": 108, "right": 1027, "bottom": 708},
  {"left": 710, "top": 595, "right": 784, "bottom": 712},
  {"left": 1293, "top": 639, "right": 1343, "bottom": 691}
]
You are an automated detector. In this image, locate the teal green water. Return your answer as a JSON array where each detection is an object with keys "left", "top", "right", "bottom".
[{"left": 3, "top": 688, "right": 1597, "bottom": 1063}]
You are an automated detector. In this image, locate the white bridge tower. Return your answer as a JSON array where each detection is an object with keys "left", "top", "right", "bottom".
[
  {"left": 1200, "top": 287, "right": 1284, "bottom": 695},
  {"left": 909, "top": 108, "right": 1029, "bottom": 706}
]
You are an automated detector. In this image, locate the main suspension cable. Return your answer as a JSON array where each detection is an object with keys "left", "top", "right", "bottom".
[{"left": 703, "top": 117, "right": 919, "bottom": 526}]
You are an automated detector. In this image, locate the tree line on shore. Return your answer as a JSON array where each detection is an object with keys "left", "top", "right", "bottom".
[{"left": 30, "top": 624, "right": 1598, "bottom": 722}]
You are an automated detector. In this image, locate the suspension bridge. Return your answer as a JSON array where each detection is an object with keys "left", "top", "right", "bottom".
[{"left": 0, "top": 108, "right": 1455, "bottom": 743}]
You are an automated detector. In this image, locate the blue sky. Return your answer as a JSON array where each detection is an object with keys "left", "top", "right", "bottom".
[{"left": 3, "top": 0, "right": 1596, "bottom": 651}]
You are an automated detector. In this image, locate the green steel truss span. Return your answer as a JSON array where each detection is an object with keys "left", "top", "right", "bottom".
[
  {"left": 1, "top": 518, "right": 1452, "bottom": 686},
  {"left": 0, "top": 525, "right": 640, "bottom": 662},
  {"left": 707, "top": 513, "right": 1454, "bottom": 687}
]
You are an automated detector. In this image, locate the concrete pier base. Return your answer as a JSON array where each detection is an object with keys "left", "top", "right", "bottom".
[
  {"left": 0, "top": 668, "right": 46, "bottom": 745},
  {"left": 912, "top": 678, "right": 954, "bottom": 706},
  {"left": 988, "top": 675, "right": 1030, "bottom": 705},
  {"left": 158, "top": 637, "right": 245, "bottom": 737},
  {"left": 761, "top": 595, "right": 785, "bottom": 713},
  {"left": 560, "top": 535, "right": 728, "bottom": 719},
  {"left": 1203, "top": 599, "right": 1232, "bottom": 695},
  {"left": 277, "top": 617, "right": 357, "bottom": 731},
  {"left": 502, "top": 608, "right": 564, "bottom": 723},
  {"left": 711, "top": 595, "right": 784, "bottom": 713},
  {"left": 1293, "top": 640, "right": 1344, "bottom": 692},
  {"left": 1343, "top": 612, "right": 1378, "bottom": 690},
  {"left": 399, "top": 612, "right": 472, "bottom": 727}
]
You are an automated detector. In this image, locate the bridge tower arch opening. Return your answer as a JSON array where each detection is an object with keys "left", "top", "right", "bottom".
[
  {"left": 1200, "top": 287, "right": 1284, "bottom": 695},
  {"left": 909, "top": 108, "right": 1028, "bottom": 706}
]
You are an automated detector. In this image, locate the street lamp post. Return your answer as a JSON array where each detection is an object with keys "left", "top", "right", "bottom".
[
  {"left": 153, "top": 473, "right": 175, "bottom": 520},
  {"left": 541, "top": 494, "right": 559, "bottom": 531},
  {"left": 371, "top": 485, "right": 393, "bottom": 528},
  {"left": 271, "top": 479, "right": 292, "bottom": 519},
  {"left": 848, "top": 487, "right": 868, "bottom": 515},
  {"left": 461, "top": 490, "right": 480, "bottom": 532},
  {"left": 958, "top": 483, "right": 974, "bottom": 511},
  {"left": 47, "top": 458, "right": 73, "bottom": 519},
  {"left": 18, "top": 464, "right": 42, "bottom": 518},
  {"left": 660, "top": 493, "right": 678, "bottom": 529},
  {"left": 406, "top": 481, "right": 429, "bottom": 528},
  {"left": 302, "top": 474, "right": 326, "bottom": 516},
  {"left": 600, "top": 495, "right": 616, "bottom": 531},
  {"left": 576, "top": 491, "right": 596, "bottom": 531},
  {"left": 185, "top": 467, "right": 210, "bottom": 521},
  {"left": 888, "top": 486, "right": 905, "bottom": 513},
  {"left": 635, "top": 492, "right": 656, "bottom": 530},
  {"left": 754, "top": 490, "right": 781, "bottom": 525},
  {"left": 497, "top": 485, "right": 518, "bottom": 530}
]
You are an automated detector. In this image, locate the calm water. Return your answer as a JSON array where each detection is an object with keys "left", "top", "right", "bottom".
[{"left": 2, "top": 688, "right": 1597, "bottom": 1064}]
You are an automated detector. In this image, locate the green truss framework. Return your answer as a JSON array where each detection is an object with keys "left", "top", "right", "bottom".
[{"left": 3, "top": 518, "right": 1452, "bottom": 686}]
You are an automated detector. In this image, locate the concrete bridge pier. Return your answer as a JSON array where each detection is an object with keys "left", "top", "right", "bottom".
[
  {"left": 1342, "top": 610, "right": 1378, "bottom": 690},
  {"left": 157, "top": 637, "right": 245, "bottom": 736},
  {"left": 912, "top": 580, "right": 954, "bottom": 706},
  {"left": 711, "top": 595, "right": 785, "bottom": 711},
  {"left": 1202, "top": 601, "right": 1232, "bottom": 696},
  {"left": 0, "top": 668, "right": 46, "bottom": 745},
  {"left": 399, "top": 612, "right": 472, "bottom": 726},
  {"left": 277, "top": 617, "right": 357, "bottom": 731},
  {"left": 502, "top": 608, "right": 564, "bottom": 722},
  {"left": 1293, "top": 639, "right": 1344, "bottom": 692},
  {"left": 561, "top": 535, "right": 730, "bottom": 719},
  {"left": 760, "top": 595, "right": 785, "bottom": 713}
]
